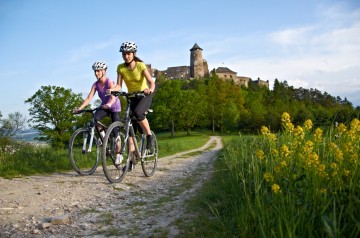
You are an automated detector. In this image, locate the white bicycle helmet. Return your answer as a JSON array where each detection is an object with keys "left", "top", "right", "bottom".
[
  {"left": 119, "top": 41, "right": 137, "bottom": 53},
  {"left": 92, "top": 61, "right": 107, "bottom": 70}
]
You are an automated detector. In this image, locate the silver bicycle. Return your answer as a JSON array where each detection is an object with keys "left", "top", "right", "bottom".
[{"left": 69, "top": 107, "right": 113, "bottom": 175}]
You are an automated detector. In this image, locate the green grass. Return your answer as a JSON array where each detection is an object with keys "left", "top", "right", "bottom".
[
  {"left": 0, "top": 130, "right": 211, "bottom": 179},
  {"left": 156, "top": 130, "right": 210, "bottom": 158},
  {"left": 0, "top": 143, "right": 71, "bottom": 178}
]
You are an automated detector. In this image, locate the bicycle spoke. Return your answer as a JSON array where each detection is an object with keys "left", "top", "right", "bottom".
[
  {"left": 141, "top": 131, "right": 158, "bottom": 177},
  {"left": 102, "top": 122, "right": 130, "bottom": 183}
]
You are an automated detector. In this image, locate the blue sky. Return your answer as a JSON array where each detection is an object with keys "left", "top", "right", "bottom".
[{"left": 1, "top": 0, "right": 359, "bottom": 119}]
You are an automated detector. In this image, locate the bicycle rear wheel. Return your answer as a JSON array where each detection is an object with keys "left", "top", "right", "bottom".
[
  {"left": 102, "top": 121, "right": 130, "bottom": 183},
  {"left": 141, "top": 131, "right": 158, "bottom": 177},
  {"left": 68, "top": 127, "right": 99, "bottom": 175}
]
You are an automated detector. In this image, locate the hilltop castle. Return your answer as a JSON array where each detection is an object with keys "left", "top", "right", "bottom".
[{"left": 151, "top": 43, "right": 269, "bottom": 88}]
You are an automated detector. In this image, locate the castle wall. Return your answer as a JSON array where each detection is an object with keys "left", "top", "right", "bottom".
[{"left": 164, "top": 66, "right": 190, "bottom": 79}]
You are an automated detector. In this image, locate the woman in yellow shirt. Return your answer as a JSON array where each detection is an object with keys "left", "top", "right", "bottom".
[{"left": 109, "top": 41, "right": 156, "bottom": 153}]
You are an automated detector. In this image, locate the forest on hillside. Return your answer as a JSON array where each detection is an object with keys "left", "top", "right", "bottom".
[{"left": 150, "top": 72, "right": 360, "bottom": 136}]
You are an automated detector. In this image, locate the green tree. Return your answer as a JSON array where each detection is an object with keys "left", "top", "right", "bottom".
[
  {"left": 0, "top": 111, "right": 26, "bottom": 152},
  {"left": 25, "top": 85, "right": 83, "bottom": 147},
  {"left": 0, "top": 112, "right": 27, "bottom": 138},
  {"left": 206, "top": 74, "right": 222, "bottom": 134},
  {"left": 151, "top": 80, "right": 183, "bottom": 136},
  {"left": 178, "top": 89, "right": 207, "bottom": 135}
]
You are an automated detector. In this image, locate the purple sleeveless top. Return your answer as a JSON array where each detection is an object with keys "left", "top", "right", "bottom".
[{"left": 94, "top": 78, "right": 121, "bottom": 112}]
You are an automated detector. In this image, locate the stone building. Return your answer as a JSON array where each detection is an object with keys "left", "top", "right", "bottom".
[
  {"left": 151, "top": 43, "right": 269, "bottom": 89},
  {"left": 214, "top": 67, "right": 269, "bottom": 88},
  {"left": 215, "top": 67, "right": 237, "bottom": 80}
]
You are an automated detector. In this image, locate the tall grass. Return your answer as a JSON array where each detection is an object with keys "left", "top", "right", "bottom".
[
  {"left": 0, "top": 131, "right": 210, "bottom": 179},
  {"left": 184, "top": 114, "right": 360, "bottom": 237},
  {"left": 0, "top": 143, "right": 71, "bottom": 178}
]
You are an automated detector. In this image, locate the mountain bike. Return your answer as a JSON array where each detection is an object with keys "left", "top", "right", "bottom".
[
  {"left": 69, "top": 107, "right": 115, "bottom": 175},
  {"left": 102, "top": 91, "right": 158, "bottom": 183}
]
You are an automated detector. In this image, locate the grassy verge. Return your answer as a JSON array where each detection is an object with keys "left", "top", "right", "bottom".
[
  {"left": 157, "top": 130, "right": 210, "bottom": 158},
  {"left": 179, "top": 116, "right": 360, "bottom": 237},
  {"left": 0, "top": 130, "right": 211, "bottom": 179}
]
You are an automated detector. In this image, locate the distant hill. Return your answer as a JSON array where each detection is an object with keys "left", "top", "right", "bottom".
[{"left": 13, "top": 129, "right": 42, "bottom": 143}]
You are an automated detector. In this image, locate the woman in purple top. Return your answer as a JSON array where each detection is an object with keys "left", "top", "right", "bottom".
[{"left": 75, "top": 61, "right": 121, "bottom": 133}]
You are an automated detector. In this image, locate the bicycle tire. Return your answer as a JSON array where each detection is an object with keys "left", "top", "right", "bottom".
[
  {"left": 141, "top": 131, "right": 158, "bottom": 177},
  {"left": 102, "top": 121, "right": 130, "bottom": 183},
  {"left": 68, "top": 127, "right": 100, "bottom": 175}
]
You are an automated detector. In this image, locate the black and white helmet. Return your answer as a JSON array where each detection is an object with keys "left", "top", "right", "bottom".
[
  {"left": 119, "top": 41, "right": 137, "bottom": 53},
  {"left": 92, "top": 61, "right": 107, "bottom": 70}
]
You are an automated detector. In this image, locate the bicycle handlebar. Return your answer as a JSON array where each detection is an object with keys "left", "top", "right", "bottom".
[
  {"left": 109, "top": 91, "right": 145, "bottom": 98},
  {"left": 73, "top": 106, "right": 101, "bottom": 115}
]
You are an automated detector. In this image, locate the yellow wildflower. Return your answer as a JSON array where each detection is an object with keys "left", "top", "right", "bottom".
[
  {"left": 281, "top": 112, "right": 291, "bottom": 124},
  {"left": 342, "top": 142, "right": 355, "bottom": 154},
  {"left": 305, "top": 152, "right": 319, "bottom": 167},
  {"left": 280, "top": 144, "right": 291, "bottom": 158},
  {"left": 316, "top": 163, "right": 327, "bottom": 177},
  {"left": 267, "top": 133, "right": 277, "bottom": 142},
  {"left": 336, "top": 123, "right": 347, "bottom": 134},
  {"left": 261, "top": 126, "right": 270, "bottom": 135},
  {"left": 293, "top": 125, "right": 305, "bottom": 139},
  {"left": 349, "top": 153, "right": 358, "bottom": 164},
  {"left": 314, "top": 128, "right": 323, "bottom": 143},
  {"left": 263, "top": 172, "right": 274, "bottom": 183},
  {"left": 256, "top": 150, "right": 266, "bottom": 160},
  {"left": 274, "top": 165, "right": 281, "bottom": 173},
  {"left": 303, "top": 140, "right": 314, "bottom": 154},
  {"left": 335, "top": 149, "right": 344, "bottom": 162},
  {"left": 330, "top": 163, "right": 338, "bottom": 170},
  {"left": 271, "top": 148, "right": 279, "bottom": 156},
  {"left": 343, "top": 170, "right": 350, "bottom": 177},
  {"left": 350, "top": 118, "right": 360, "bottom": 131},
  {"left": 281, "top": 112, "right": 294, "bottom": 132},
  {"left": 285, "top": 122, "right": 295, "bottom": 132},
  {"left": 328, "top": 142, "right": 338, "bottom": 152},
  {"left": 271, "top": 184, "right": 281, "bottom": 194},
  {"left": 304, "top": 119, "right": 313, "bottom": 131}
]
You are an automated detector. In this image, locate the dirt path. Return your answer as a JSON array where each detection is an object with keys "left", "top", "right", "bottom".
[{"left": 0, "top": 136, "right": 223, "bottom": 238}]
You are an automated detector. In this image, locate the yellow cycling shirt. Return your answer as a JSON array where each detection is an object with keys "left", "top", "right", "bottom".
[{"left": 117, "top": 62, "right": 148, "bottom": 93}]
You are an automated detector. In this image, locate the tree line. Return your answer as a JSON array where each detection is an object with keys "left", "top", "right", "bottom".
[{"left": 1, "top": 71, "right": 359, "bottom": 148}]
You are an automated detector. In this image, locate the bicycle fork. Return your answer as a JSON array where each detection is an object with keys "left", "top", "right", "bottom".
[{"left": 82, "top": 127, "right": 95, "bottom": 153}]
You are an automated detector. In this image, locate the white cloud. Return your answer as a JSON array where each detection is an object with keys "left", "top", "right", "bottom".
[
  {"left": 268, "top": 26, "right": 316, "bottom": 47},
  {"left": 66, "top": 40, "right": 116, "bottom": 63}
]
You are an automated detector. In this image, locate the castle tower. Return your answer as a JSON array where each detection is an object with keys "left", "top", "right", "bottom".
[{"left": 190, "top": 43, "right": 204, "bottom": 78}]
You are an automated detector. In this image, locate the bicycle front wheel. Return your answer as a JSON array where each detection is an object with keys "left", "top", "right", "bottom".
[
  {"left": 141, "top": 131, "right": 158, "bottom": 177},
  {"left": 102, "top": 121, "right": 130, "bottom": 183},
  {"left": 68, "top": 127, "right": 100, "bottom": 175}
]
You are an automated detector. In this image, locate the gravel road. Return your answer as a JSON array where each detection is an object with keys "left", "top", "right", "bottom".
[{"left": 0, "top": 136, "right": 223, "bottom": 238}]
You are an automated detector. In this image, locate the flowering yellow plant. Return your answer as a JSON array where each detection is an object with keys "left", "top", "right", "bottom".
[{"left": 259, "top": 112, "right": 359, "bottom": 197}]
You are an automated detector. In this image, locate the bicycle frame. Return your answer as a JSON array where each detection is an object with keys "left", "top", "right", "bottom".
[
  {"left": 115, "top": 92, "right": 149, "bottom": 160},
  {"left": 75, "top": 107, "right": 107, "bottom": 152}
]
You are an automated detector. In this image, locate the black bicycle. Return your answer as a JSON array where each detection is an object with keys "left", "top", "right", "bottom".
[
  {"left": 102, "top": 91, "right": 158, "bottom": 183},
  {"left": 69, "top": 107, "right": 113, "bottom": 175}
]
